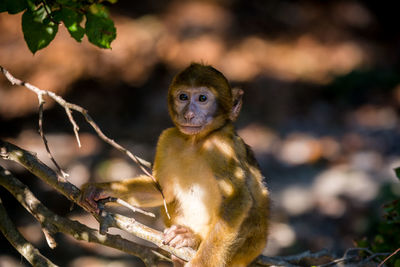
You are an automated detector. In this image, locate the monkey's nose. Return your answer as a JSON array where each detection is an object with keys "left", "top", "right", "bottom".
[{"left": 184, "top": 111, "right": 195, "bottom": 121}]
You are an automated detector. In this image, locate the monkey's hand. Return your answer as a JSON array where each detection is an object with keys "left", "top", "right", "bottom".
[
  {"left": 163, "top": 225, "right": 200, "bottom": 249},
  {"left": 163, "top": 225, "right": 200, "bottom": 266},
  {"left": 79, "top": 183, "right": 110, "bottom": 214}
]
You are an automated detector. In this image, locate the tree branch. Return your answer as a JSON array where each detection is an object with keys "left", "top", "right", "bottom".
[
  {"left": 0, "top": 65, "right": 150, "bottom": 169},
  {"left": 0, "top": 196, "right": 57, "bottom": 267},
  {"left": 0, "top": 139, "right": 195, "bottom": 263},
  {"left": 0, "top": 164, "right": 160, "bottom": 266},
  {"left": 0, "top": 65, "right": 171, "bottom": 218},
  {"left": 252, "top": 249, "right": 332, "bottom": 267}
]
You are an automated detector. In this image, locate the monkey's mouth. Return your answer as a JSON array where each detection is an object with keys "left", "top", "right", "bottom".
[{"left": 179, "top": 125, "right": 203, "bottom": 135}]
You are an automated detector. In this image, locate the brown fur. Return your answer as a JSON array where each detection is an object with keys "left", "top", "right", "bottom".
[{"left": 81, "top": 63, "right": 269, "bottom": 267}]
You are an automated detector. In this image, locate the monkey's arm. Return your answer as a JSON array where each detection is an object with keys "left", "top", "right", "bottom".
[{"left": 80, "top": 175, "right": 164, "bottom": 213}]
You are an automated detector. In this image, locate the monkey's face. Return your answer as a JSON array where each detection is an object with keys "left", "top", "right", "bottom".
[{"left": 172, "top": 86, "right": 218, "bottom": 135}]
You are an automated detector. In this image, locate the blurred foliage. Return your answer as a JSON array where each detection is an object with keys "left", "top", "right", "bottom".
[
  {"left": 357, "top": 167, "right": 400, "bottom": 266},
  {"left": 326, "top": 69, "right": 400, "bottom": 105},
  {"left": 0, "top": 0, "right": 116, "bottom": 53}
]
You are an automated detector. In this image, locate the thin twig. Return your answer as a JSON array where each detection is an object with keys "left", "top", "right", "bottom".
[
  {"left": 378, "top": 248, "right": 400, "bottom": 267},
  {"left": 0, "top": 65, "right": 170, "bottom": 218},
  {"left": 255, "top": 249, "right": 332, "bottom": 266},
  {"left": 316, "top": 248, "right": 390, "bottom": 267},
  {"left": 98, "top": 197, "right": 156, "bottom": 218},
  {"left": 65, "top": 107, "right": 81, "bottom": 147},
  {"left": 38, "top": 96, "right": 69, "bottom": 180},
  {"left": 41, "top": 0, "right": 59, "bottom": 25}
]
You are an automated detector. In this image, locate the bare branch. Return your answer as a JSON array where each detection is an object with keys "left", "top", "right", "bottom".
[
  {"left": 0, "top": 65, "right": 150, "bottom": 168},
  {"left": 0, "top": 140, "right": 194, "bottom": 262},
  {"left": 253, "top": 249, "right": 332, "bottom": 266},
  {"left": 0, "top": 139, "right": 81, "bottom": 201},
  {"left": 0, "top": 197, "right": 57, "bottom": 267},
  {"left": 0, "top": 65, "right": 171, "bottom": 217},
  {"left": 0, "top": 165, "right": 161, "bottom": 266},
  {"left": 378, "top": 248, "right": 399, "bottom": 267},
  {"left": 64, "top": 106, "right": 81, "bottom": 147},
  {"left": 98, "top": 197, "right": 156, "bottom": 218},
  {"left": 38, "top": 98, "right": 69, "bottom": 180}
]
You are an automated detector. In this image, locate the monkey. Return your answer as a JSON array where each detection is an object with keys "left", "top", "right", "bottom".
[{"left": 80, "top": 63, "right": 269, "bottom": 267}]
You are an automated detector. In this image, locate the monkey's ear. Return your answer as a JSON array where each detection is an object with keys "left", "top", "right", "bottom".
[{"left": 230, "top": 88, "right": 244, "bottom": 121}]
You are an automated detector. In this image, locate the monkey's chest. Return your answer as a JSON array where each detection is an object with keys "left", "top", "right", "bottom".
[
  {"left": 174, "top": 184, "right": 215, "bottom": 236},
  {"left": 166, "top": 159, "right": 221, "bottom": 237}
]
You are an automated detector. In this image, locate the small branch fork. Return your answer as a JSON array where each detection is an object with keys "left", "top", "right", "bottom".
[
  {"left": 0, "top": 65, "right": 170, "bottom": 218},
  {"left": 0, "top": 140, "right": 195, "bottom": 264}
]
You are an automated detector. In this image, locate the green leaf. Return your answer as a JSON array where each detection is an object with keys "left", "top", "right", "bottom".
[
  {"left": 22, "top": 6, "right": 58, "bottom": 53},
  {"left": 53, "top": 7, "right": 84, "bottom": 42},
  {"left": 395, "top": 167, "right": 400, "bottom": 180},
  {"left": 1, "top": 0, "right": 28, "bottom": 14},
  {"left": 55, "top": 0, "right": 81, "bottom": 10},
  {"left": 85, "top": 4, "right": 116, "bottom": 49}
]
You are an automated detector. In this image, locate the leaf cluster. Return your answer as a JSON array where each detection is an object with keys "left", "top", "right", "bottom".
[
  {"left": 0, "top": 0, "right": 117, "bottom": 53},
  {"left": 357, "top": 167, "right": 400, "bottom": 266}
]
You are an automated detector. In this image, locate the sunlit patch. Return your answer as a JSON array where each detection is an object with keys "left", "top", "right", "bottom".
[
  {"left": 233, "top": 167, "right": 245, "bottom": 181},
  {"left": 279, "top": 133, "right": 322, "bottom": 165},
  {"left": 268, "top": 223, "right": 296, "bottom": 249},
  {"left": 80, "top": 232, "right": 89, "bottom": 242},
  {"left": 350, "top": 151, "right": 383, "bottom": 172},
  {"left": 220, "top": 35, "right": 366, "bottom": 83},
  {"left": 95, "top": 158, "right": 138, "bottom": 182},
  {"left": 313, "top": 165, "right": 378, "bottom": 217},
  {"left": 349, "top": 105, "right": 398, "bottom": 130},
  {"left": 280, "top": 186, "right": 313, "bottom": 216},
  {"left": 238, "top": 124, "right": 279, "bottom": 155},
  {"left": 21, "top": 244, "right": 32, "bottom": 255},
  {"left": 317, "top": 197, "right": 346, "bottom": 217},
  {"left": 174, "top": 183, "right": 213, "bottom": 237},
  {"left": 68, "top": 163, "right": 90, "bottom": 187},
  {"left": 218, "top": 179, "right": 234, "bottom": 197},
  {"left": 203, "top": 136, "right": 235, "bottom": 159},
  {"left": 110, "top": 183, "right": 129, "bottom": 193}
]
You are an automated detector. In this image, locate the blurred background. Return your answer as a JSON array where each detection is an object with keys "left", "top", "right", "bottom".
[{"left": 1, "top": 0, "right": 400, "bottom": 266}]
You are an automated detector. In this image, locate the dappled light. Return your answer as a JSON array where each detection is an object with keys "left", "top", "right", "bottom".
[
  {"left": 349, "top": 105, "right": 398, "bottom": 129},
  {"left": 1, "top": 0, "right": 400, "bottom": 265},
  {"left": 265, "top": 222, "right": 296, "bottom": 255}
]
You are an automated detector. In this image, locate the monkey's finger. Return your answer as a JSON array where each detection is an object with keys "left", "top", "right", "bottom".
[
  {"left": 169, "top": 233, "right": 197, "bottom": 249},
  {"left": 164, "top": 225, "right": 191, "bottom": 235},
  {"left": 174, "top": 235, "right": 195, "bottom": 249},
  {"left": 163, "top": 226, "right": 190, "bottom": 243},
  {"left": 163, "top": 231, "right": 187, "bottom": 245},
  {"left": 167, "top": 234, "right": 185, "bottom": 247}
]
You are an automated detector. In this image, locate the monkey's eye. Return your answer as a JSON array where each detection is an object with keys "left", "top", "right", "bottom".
[
  {"left": 179, "top": 93, "right": 189, "bottom": 101},
  {"left": 198, "top": 95, "right": 207, "bottom": 102}
]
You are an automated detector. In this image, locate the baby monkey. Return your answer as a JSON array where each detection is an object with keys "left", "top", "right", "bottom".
[{"left": 81, "top": 63, "right": 269, "bottom": 267}]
